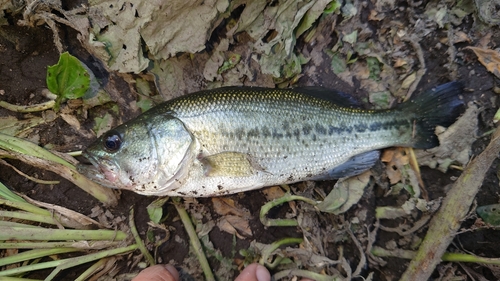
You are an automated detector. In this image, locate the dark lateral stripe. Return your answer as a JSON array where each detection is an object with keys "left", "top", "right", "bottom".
[{"left": 222, "top": 119, "right": 409, "bottom": 141}]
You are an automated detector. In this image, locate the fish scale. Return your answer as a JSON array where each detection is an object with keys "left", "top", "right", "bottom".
[{"left": 78, "top": 83, "right": 464, "bottom": 197}]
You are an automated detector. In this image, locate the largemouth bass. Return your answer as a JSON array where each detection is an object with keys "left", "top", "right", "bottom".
[{"left": 78, "top": 82, "right": 463, "bottom": 197}]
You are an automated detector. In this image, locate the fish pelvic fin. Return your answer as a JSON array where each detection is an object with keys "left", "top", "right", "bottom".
[
  {"left": 200, "top": 152, "right": 264, "bottom": 177},
  {"left": 400, "top": 81, "right": 465, "bottom": 149}
]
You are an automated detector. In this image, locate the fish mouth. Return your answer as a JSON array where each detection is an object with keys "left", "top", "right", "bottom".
[{"left": 77, "top": 151, "right": 119, "bottom": 188}]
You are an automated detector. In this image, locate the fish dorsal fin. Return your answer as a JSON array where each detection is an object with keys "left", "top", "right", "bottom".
[
  {"left": 291, "top": 87, "right": 362, "bottom": 108},
  {"left": 311, "top": 150, "right": 380, "bottom": 180},
  {"left": 200, "top": 152, "right": 264, "bottom": 177}
]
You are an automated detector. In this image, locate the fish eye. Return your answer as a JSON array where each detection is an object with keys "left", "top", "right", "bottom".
[{"left": 103, "top": 131, "right": 122, "bottom": 152}]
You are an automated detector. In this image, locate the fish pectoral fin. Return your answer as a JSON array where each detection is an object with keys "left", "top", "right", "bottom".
[
  {"left": 200, "top": 152, "right": 263, "bottom": 177},
  {"left": 313, "top": 150, "right": 380, "bottom": 180}
]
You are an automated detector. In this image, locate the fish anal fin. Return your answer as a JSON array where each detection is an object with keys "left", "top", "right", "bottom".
[
  {"left": 313, "top": 150, "right": 380, "bottom": 180},
  {"left": 200, "top": 152, "right": 263, "bottom": 177}
]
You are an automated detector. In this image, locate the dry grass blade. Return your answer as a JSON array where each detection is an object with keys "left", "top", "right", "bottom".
[{"left": 0, "top": 143, "right": 118, "bottom": 206}]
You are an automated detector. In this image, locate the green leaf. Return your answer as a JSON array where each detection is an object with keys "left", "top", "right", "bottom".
[
  {"left": 324, "top": 0, "right": 341, "bottom": 14},
  {"left": 317, "top": 172, "right": 371, "bottom": 214},
  {"left": 343, "top": 30, "right": 358, "bottom": 45},
  {"left": 218, "top": 53, "right": 241, "bottom": 74},
  {"left": 147, "top": 197, "right": 170, "bottom": 224},
  {"left": 367, "top": 57, "right": 381, "bottom": 81},
  {"left": 92, "top": 113, "right": 114, "bottom": 138},
  {"left": 0, "top": 181, "right": 26, "bottom": 203},
  {"left": 316, "top": 181, "right": 348, "bottom": 213},
  {"left": 369, "top": 91, "right": 392, "bottom": 109},
  {"left": 46, "top": 52, "right": 90, "bottom": 100},
  {"left": 330, "top": 52, "right": 347, "bottom": 74}
]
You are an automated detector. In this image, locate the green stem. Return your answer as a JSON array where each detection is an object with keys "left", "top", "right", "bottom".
[
  {"left": 173, "top": 198, "right": 215, "bottom": 281},
  {"left": 0, "top": 226, "right": 127, "bottom": 241},
  {"left": 0, "top": 277, "right": 42, "bottom": 281},
  {"left": 0, "top": 100, "right": 55, "bottom": 112},
  {"left": 0, "top": 198, "right": 50, "bottom": 216},
  {"left": 0, "top": 220, "right": 40, "bottom": 228},
  {"left": 0, "top": 245, "right": 138, "bottom": 277},
  {"left": 260, "top": 193, "right": 317, "bottom": 227},
  {"left": 0, "top": 241, "right": 122, "bottom": 249},
  {"left": 273, "top": 269, "right": 340, "bottom": 281},
  {"left": 0, "top": 248, "right": 80, "bottom": 267},
  {"left": 0, "top": 210, "right": 62, "bottom": 226},
  {"left": 129, "top": 208, "right": 155, "bottom": 266},
  {"left": 0, "top": 182, "right": 27, "bottom": 202},
  {"left": 0, "top": 133, "right": 73, "bottom": 168},
  {"left": 75, "top": 257, "right": 114, "bottom": 281},
  {"left": 372, "top": 246, "right": 500, "bottom": 265},
  {"left": 441, "top": 252, "right": 500, "bottom": 264},
  {"left": 259, "top": 237, "right": 303, "bottom": 268}
]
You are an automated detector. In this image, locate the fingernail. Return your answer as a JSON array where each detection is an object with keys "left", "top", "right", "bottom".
[
  {"left": 255, "top": 264, "right": 271, "bottom": 281},
  {"left": 164, "top": 264, "right": 180, "bottom": 280}
]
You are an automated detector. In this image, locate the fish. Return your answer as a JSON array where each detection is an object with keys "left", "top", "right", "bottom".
[{"left": 77, "top": 82, "right": 464, "bottom": 197}]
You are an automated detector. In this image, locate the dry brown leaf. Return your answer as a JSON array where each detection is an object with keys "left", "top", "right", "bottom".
[
  {"left": 452, "top": 31, "right": 471, "bottom": 44},
  {"left": 212, "top": 197, "right": 250, "bottom": 218},
  {"left": 393, "top": 58, "right": 408, "bottom": 68},
  {"left": 217, "top": 215, "right": 252, "bottom": 239},
  {"left": 261, "top": 185, "right": 286, "bottom": 201},
  {"left": 382, "top": 148, "right": 409, "bottom": 185},
  {"left": 466, "top": 47, "right": 500, "bottom": 78}
]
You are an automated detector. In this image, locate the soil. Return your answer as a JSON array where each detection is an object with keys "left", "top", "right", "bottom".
[{"left": 1, "top": 2, "right": 500, "bottom": 281}]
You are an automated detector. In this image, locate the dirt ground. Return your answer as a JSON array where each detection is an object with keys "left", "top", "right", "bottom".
[{"left": 1, "top": 1, "right": 500, "bottom": 281}]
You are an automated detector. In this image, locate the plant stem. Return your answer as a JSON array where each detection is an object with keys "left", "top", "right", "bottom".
[
  {"left": 260, "top": 193, "right": 317, "bottom": 227},
  {"left": 0, "top": 198, "right": 50, "bottom": 216},
  {"left": 129, "top": 208, "right": 155, "bottom": 266},
  {"left": 273, "top": 269, "right": 340, "bottom": 281},
  {"left": 75, "top": 257, "right": 116, "bottom": 281},
  {"left": 0, "top": 100, "right": 55, "bottom": 112},
  {"left": 0, "top": 210, "right": 63, "bottom": 226},
  {"left": 0, "top": 241, "right": 122, "bottom": 249},
  {"left": 259, "top": 237, "right": 303, "bottom": 268},
  {"left": 0, "top": 248, "right": 80, "bottom": 267},
  {"left": 0, "top": 277, "right": 42, "bottom": 281},
  {"left": 0, "top": 226, "right": 127, "bottom": 241},
  {"left": 173, "top": 198, "right": 215, "bottom": 281},
  {"left": 0, "top": 245, "right": 138, "bottom": 277},
  {"left": 372, "top": 246, "right": 500, "bottom": 265},
  {"left": 0, "top": 182, "right": 27, "bottom": 202}
]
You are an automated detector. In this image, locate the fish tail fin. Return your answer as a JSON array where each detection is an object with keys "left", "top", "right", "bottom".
[{"left": 399, "top": 81, "right": 464, "bottom": 149}]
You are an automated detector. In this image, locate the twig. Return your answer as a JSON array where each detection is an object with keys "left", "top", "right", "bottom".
[
  {"left": 346, "top": 224, "right": 366, "bottom": 277},
  {"left": 0, "top": 159, "right": 59, "bottom": 185},
  {"left": 402, "top": 34, "right": 426, "bottom": 101},
  {"left": 446, "top": 28, "right": 458, "bottom": 80},
  {"left": 378, "top": 214, "right": 431, "bottom": 236},
  {"left": 365, "top": 220, "right": 387, "bottom": 266},
  {"left": 400, "top": 127, "right": 500, "bottom": 280}
]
